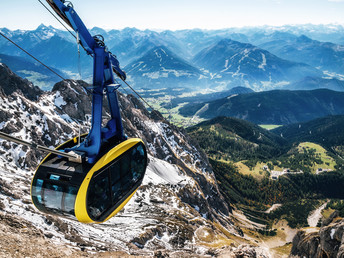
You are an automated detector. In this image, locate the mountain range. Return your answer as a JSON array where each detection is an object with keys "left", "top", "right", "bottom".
[
  {"left": 0, "top": 25, "right": 92, "bottom": 85},
  {"left": 1, "top": 24, "right": 344, "bottom": 91},
  {"left": 187, "top": 114, "right": 344, "bottom": 161},
  {"left": 193, "top": 38, "right": 322, "bottom": 90},
  {"left": 259, "top": 34, "right": 344, "bottom": 74},
  {"left": 238, "top": 24, "right": 344, "bottom": 45}
]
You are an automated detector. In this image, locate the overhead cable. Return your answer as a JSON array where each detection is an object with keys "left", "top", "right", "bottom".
[
  {"left": 121, "top": 80, "right": 172, "bottom": 124},
  {"left": 37, "top": 0, "right": 76, "bottom": 39},
  {"left": 0, "top": 31, "right": 65, "bottom": 81}
]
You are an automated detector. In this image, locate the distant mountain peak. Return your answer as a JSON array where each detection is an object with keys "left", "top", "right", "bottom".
[
  {"left": 217, "top": 38, "right": 253, "bottom": 48},
  {"left": 90, "top": 26, "right": 108, "bottom": 35},
  {"left": 134, "top": 45, "right": 179, "bottom": 67},
  {"left": 297, "top": 34, "right": 313, "bottom": 43},
  {"left": 0, "top": 27, "right": 11, "bottom": 34},
  {"left": 228, "top": 86, "right": 255, "bottom": 94},
  {"left": 36, "top": 23, "right": 55, "bottom": 31},
  {"left": 34, "top": 24, "right": 57, "bottom": 41},
  {"left": 193, "top": 37, "right": 322, "bottom": 89},
  {"left": 125, "top": 45, "right": 202, "bottom": 88}
]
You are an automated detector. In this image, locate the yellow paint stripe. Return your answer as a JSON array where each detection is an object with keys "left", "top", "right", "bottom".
[{"left": 75, "top": 138, "right": 144, "bottom": 223}]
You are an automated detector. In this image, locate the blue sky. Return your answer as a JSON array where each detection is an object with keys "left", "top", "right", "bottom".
[{"left": 1, "top": 0, "right": 344, "bottom": 30}]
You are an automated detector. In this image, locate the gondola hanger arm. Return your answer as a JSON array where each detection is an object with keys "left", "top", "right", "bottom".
[{"left": 45, "top": 0, "right": 126, "bottom": 163}]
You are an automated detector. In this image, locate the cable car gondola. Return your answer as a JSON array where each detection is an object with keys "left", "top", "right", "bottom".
[
  {"left": 29, "top": 0, "right": 148, "bottom": 223},
  {"left": 31, "top": 136, "right": 147, "bottom": 223}
]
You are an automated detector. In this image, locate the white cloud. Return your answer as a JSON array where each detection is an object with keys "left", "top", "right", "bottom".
[{"left": 328, "top": 0, "right": 344, "bottom": 2}]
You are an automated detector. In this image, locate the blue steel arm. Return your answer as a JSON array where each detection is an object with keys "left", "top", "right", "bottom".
[
  {"left": 110, "top": 54, "right": 126, "bottom": 80},
  {"left": 47, "top": 0, "right": 126, "bottom": 163},
  {"left": 46, "top": 0, "right": 96, "bottom": 54}
]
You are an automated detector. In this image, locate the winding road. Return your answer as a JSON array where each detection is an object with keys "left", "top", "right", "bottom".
[{"left": 307, "top": 201, "right": 329, "bottom": 227}]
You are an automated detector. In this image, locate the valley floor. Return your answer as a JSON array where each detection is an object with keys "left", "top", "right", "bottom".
[{"left": 307, "top": 201, "right": 329, "bottom": 227}]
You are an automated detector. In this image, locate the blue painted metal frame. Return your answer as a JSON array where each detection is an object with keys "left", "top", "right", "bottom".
[{"left": 48, "top": 0, "right": 126, "bottom": 163}]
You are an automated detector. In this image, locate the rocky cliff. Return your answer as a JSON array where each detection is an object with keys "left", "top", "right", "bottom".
[{"left": 290, "top": 211, "right": 344, "bottom": 258}]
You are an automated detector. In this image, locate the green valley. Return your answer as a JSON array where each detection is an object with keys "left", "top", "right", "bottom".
[{"left": 187, "top": 115, "right": 344, "bottom": 234}]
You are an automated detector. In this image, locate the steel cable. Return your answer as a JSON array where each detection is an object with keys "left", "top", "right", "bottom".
[
  {"left": 0, "top": 31, "right": 65, "bottom": 81},
  {"left": 37, "top": 0, "right": 76, "bottom": 39}
]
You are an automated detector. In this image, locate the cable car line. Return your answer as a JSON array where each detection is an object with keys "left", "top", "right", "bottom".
[
  {"left": 115, "top": 78, "right": 175, "bottom": 126},
  {"left": 38, "top": 0, "right": 172, "bottom": 124},
  {"left": 122, "top": 82, "right": 152, "bottom": 115},
  {"left": 1, "top": 1, "right": 173, "bottom": 129},
  {"left": 0, "top": 131, "right": 81, "bottom": 162}
]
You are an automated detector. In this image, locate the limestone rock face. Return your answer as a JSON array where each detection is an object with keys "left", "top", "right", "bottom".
[
  {"left": 290, "top": 213, "right": 344, "bottom": 258},
  {"left": 0, "top": 63, "right": 42, "bottom": 101}
]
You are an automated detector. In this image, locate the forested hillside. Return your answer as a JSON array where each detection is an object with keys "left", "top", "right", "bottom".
[
  {"left": 273, "top": 115, "right": 344, "bottom": 150},
  {"left": 186, "top": 116, "right": 288, "bottom": 162},
  {"left": 188, "top": 115, "right": 344, "bottom": 228}
]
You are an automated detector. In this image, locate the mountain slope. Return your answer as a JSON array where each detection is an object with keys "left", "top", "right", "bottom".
[
  {"left": 272, "top": 115, "right": 344, "bottom": 152},
  {"left": 193, "top": 39, "right": 322, "bottom": 90},
  {"left": 186, "top": 116, "right": 287, "bottom": 162},
  {"left": 260, "top": 35, "right": 344, "bottom": 74},
  {"left": 179, "top": 89, "right": 344, "bottom": 125},
  {"left": 291, "top": 214, "right": 344, "bottom": 257},
  {"left": 108, "top": 28, "right": 187, "bottom": 66},
  {"left": 0, "top": 54, "right": 66, "bottom": 90},
  {"left": 0, "top": 63, "right": 42, "bottom": 100},
  {"left": 125, "top": 46, "right": 204, "bottom": 88}
]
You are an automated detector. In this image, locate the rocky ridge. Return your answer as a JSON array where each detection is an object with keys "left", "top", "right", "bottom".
[{"left": 0, "top": 65, "right": 269, "bottom": 256}]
